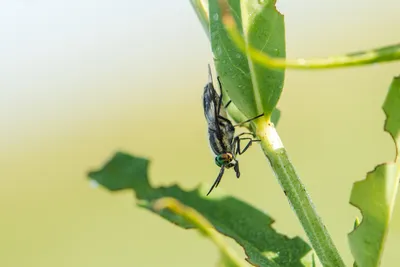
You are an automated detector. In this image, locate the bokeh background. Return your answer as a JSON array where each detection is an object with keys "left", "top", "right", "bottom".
[{"left": 1, "top": 0, "right": 400, "bottom": 266}]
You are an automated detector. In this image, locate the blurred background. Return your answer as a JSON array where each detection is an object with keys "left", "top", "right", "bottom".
[{"left": 1, "top": 0, "right": 400, "bottom": 266}]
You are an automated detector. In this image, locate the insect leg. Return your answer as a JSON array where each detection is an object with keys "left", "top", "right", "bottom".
[
  {"left": 228, "top": 137, "right": 241, "bottom": 178},
  {"left": 217, "top": 76, "right": 224, "bottom": 97},
  {"left": 207, "top": 165, "right": 226, "bottom": 196},
  {"left": 234, "top": 113, "right": 264, "bottom": 128},
  {"left": 217, "top": 115, "right": 232, "bottom": 124},
  {"left": 236, "top": 137, "right": 261, "bottom": 155},
  {"left": 216, "top": 76, "right": 224, "bottom": 115},
  {"left": 235, "top": 132, "right": 256, "bottom": 138},
  {"left": 232, "top": 136, "right": 239, "bottom": 156},
  {"left": 234, "top": 161, "right": 240, "bottom": 178},
  {"left": 216, "top": 76, "right": 233, "bottom": 111}
]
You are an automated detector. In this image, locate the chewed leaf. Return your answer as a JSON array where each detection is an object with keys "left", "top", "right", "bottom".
[
  {"left": 348, "top": 76, "right": 400, "bottom": 267},
  {"left": 209, "top": 0, "right": 285, "bottom": 121},
  {"left": 348, "top": 164, "right": 399, "bottom": 267},
  {"left": 383, "top": 76, "right": 400, "bottom": 149},
  {"left": 88, "top": 151, "right": 311, "bottom": 267}
]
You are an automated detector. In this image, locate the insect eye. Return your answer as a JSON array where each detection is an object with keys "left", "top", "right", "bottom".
[{"left": 215, "top": 155, "right": 223, "bottom": 167}]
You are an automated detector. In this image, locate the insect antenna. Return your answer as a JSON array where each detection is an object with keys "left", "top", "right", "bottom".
[{"left": 206, "top": 165, "right": 225, "bottom": 196}]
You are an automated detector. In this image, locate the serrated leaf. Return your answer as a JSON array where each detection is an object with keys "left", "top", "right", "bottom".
[
  {"left": 209, "top": 0, "right": 285, "bottom": 120},
  {"left": 383, "top": 76, "right": 400, "bottom": 147},
  {"left": 88, "top": 151, "right": 311, "bottom": 267},
  {"left": 348, "top": 76, "right": 400, "bottom": 267}
]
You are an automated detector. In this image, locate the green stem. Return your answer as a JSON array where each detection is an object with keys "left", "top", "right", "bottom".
[
  {"left": 255, "top": 119, "right": 345, "bottom": 267},
  {"left": 220, "top": 2, "right": 400, "bottom": 70}
]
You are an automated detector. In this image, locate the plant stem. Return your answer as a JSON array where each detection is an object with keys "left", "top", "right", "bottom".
[
  {"left": 220, "top": 2, "right": 400, "bottom": 70},
  {"left": 255, "top": 119, "right": 345, "bottom": 267}
]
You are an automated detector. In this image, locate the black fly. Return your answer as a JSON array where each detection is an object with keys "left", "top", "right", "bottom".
[{"left": 203, "top": 64, "right": 263, "bottom": 195}]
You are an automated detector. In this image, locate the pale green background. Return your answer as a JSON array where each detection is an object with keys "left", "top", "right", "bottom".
[{"left": 1, "top": 1, "right": 400, "bottom": 266}]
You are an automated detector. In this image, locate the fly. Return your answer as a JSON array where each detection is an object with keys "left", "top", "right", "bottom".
[{"left": 203, "top": 64, "right": 263, "bottom": 195}]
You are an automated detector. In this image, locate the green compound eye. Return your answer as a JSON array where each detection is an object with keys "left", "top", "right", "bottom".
[
  {"left": 215, "top": 153, "right": 234, "bottom": 168},
  {"left": 215, "top": 155, "right": 224, "bottom": 167}
]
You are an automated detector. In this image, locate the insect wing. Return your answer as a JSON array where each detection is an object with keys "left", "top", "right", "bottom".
[
  {"left": 203, "top": 82, "right": 220, "bottom": 130},
  {"left": 203, "top": 65, "right": 235, "bottom": 155}
]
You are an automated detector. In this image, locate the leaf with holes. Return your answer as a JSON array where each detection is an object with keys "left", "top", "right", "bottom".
[
  {"left": 88, "top": 151, "right": 311, "bottom": 267},
  {"left": 348, "top": 76, "right": 400, "bottom": 267}
]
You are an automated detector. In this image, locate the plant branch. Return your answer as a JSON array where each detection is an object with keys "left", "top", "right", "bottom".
[
  {"left": 220, "top": 1, "right": 400, "bottom": 70},
  {"left": 255, "top": 119, "right": 346, "bottom": 267}
]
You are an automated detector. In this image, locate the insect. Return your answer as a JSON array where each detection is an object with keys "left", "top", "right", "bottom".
[{"left": 203, "top": 64, "right": 263, "bottom": 195}]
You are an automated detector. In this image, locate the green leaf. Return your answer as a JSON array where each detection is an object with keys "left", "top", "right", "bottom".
[
  {"left": 383, "top": 76, "right": 400, "bottom": 150},
  {"left": 209, "top": 0, "right": 285, "bottom": 121},
  {"left": 189, "top": 0, "right": 251, "bottom": 127},
  {"left": 189, "top": 1, "right": 282, "bottom": 127},
  {"left": 348, "top": 76, "right": 400, "bottom": 267},
  {"left": 88, "top": 151, "right": 311, "bottom": 267},
  {"left": 270, "top": 108, "right": 281, "bottom": 126}
]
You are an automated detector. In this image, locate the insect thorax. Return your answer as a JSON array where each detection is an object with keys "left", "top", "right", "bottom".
[{"left": 208, "top": 127, "right": 234, "bottom": 155}]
